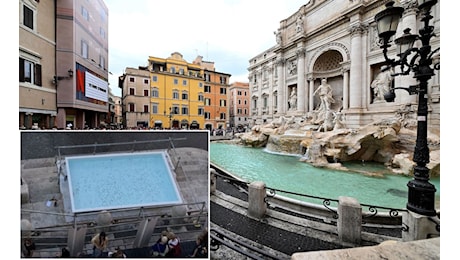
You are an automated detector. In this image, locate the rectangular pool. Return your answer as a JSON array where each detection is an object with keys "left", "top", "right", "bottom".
[{"left": 65, "top": 151, "right": 182, "bottom": 213}]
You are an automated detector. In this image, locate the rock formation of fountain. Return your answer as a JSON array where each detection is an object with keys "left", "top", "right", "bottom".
[{"left": 232, "top": 105, "right": 440, "bottom": 177}]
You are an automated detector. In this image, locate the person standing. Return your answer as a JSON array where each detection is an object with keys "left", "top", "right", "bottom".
[{"left": 91, "top": 231, "right": 109, "bottom": 257}]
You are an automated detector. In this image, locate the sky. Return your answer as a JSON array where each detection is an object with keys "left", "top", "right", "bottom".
[{"left": 106, "top": 0, "right": 309, "bottom": 97}]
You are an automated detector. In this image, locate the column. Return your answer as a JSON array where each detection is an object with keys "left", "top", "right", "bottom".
[
  {"left": 296, "top": 47, "right": 306, "bottom": 112},
  {"left": 397, "top": 2, "right": 418, "bottom": 104},
  {"left": 342, "top": 63, "right": 350, "bottom": 110},
  {"left": 308, "top": 77, "right": 315, "bottom": 112},
  {"left": 276, "top": 57, "right": 286, "bottom": 114},
  {"left": 349, "top": 23, "right": 365, "bottom": 109}
]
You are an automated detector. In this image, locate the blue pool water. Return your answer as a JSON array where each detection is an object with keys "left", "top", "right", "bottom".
[
  {"left": 210, "top": 142, "right": 440, "bottom": 209},
  {"left": 66, "top": 151, "right": 182, "bottom": 213}
]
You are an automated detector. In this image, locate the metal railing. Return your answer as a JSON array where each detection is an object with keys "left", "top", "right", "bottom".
[
  {"left": 21, "top": 201, "right": 208, "bottom": 257},
  {"left": 211, "top": 163, "right": 406, "bottom": 226}
]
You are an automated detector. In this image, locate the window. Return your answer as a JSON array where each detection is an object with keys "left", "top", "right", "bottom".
[
  {"left": 204, "top": 85, "right": 211, "bottom": 93},
  {"left": 220, "top": 87, "right": 227, "bottom": 95},
  {"left": 19, "top": 58, "right": 42, "bottom": 86},
  {"left": 179, "top": 68, "right": 184, "bottom": 75},
  {"left": 173, "top": 91, "right": 179, "bottom": 99},
  {"left": 181, "top": 106, "right": 189, "bottom": 115},
  {"left": 237, "top": 91, "right": 242, "bottom": 95},
  {"left": 263, "top": 96, "right": 268, "bottom": 108},
  {"left": 238, "top": 99, "right": 241, "bottom": 105},
  {"left": 205, "top": 112, "right": 211, "bottom": 119},
  {"left": 170, "top": 67, "right": 176, "bottom": 74},
  {"left": 174, "top": 79, "right": 178, "bottom": 85},
  {"left": 81, "top": 41, "right": 88, "bottom": 59},
  {"left": 182, "top": 92, "right": 188, "bottom": 100},
  {"left": 144, "top": 79, "right": 149, "bottom": 84},
  {"left": 244, "top": 109, "right": 248, "bottom": 115},
  {"left": 205, "top": 98, "right": 211, "bottom": 106},
  {"left": 152, "top": 75, "right": 158, "bottom": 82},
  {"left": 172, "top": 106, "right": 179, "bottom": 114},
  {"left": 152, "top": 88, "right": 159, "bottom": 98},
  {"left": 100, "top": 27, "right": 106, "bottom": 39},
  {"left": 144, "top": 90, "right": 149, "bottom": 96},
  {"left": 198, "top": 94, "right": 204, "bottom": 102},
  {"left": 220, "top": 100, "right": 226, "bottom": 107},
  {"left": 129, "top": 77, "right": 135, "bottom": 82},
  {"left": 129, "top": 103, "right": 135, "bottom": 112},
  {"left": 23, "top": 5, "right": 34, "bottom": 30},
  {"left": 198, "top": 107, "right": 204, "bottom": 116},
  {"left": 182, "top": 79, "right": 187, "bottom": 86},
  {"left": 143, "top": 105, "right": 149, "bottom": 113},
  {"left": 199, "top": 82, "right": 203, "bottom": 88},
  {"left": 129, "top": 88, "right": 135, "bottom": 95},
  {"left": 220, "top": 76, "right": 227, "bottom": 84},
  {"left": 99, "top": 55, "right": 105, "bottom": 69},
  {"left": 204, "top": 73, "right": 210, "bottom": 82},
  {"left": 81, "top": 6, "right": 89, "bottom": 21},
  {"left": 152, "top": 103, "right": 158, "bottom": 114},
  {"left": 220, "top": 113, "right": 226, "bottom": 120},
  {"left": 237, "top": 108, "right": 242, "bottom": 114}
]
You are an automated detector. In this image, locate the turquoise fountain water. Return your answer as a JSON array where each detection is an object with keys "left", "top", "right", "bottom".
[{"left": 210, "top": 142, "right": 440, "bottom": 209}]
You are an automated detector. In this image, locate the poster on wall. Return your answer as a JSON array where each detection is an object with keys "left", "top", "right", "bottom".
[{"left": 85, "top": 72, "right": 108, "bottom": 102}]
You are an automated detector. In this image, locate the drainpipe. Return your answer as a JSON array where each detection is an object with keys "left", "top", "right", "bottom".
[{"left": 54, "top": 0, "right": 59, "bottom": 128}]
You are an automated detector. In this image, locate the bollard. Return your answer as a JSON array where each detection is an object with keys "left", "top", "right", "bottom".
[
  {"left": 337, "top": 196, "right": 362, "bottom": 245},
  {"left": 210, "top": 169, "right": 217, "bottom": 194},
  {"left": 248, "top": 181, "right": 267, "bottom": 219}
]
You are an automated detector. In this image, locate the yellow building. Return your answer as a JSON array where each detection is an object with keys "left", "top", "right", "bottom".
[{"left": 149, "top": 52, "right": 205, "bottom": 129}]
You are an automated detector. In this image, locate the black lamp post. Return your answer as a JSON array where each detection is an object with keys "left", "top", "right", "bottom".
[
  {"left": 374, "top": 0, "right": 439, "bottom": 216},
  {"left": 165, "top": 107, "right": 174, "bottom": 129}
]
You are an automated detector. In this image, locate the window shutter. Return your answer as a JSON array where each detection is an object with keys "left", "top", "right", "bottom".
[
  {"left": 35, "top": 64, "right": 42, "bottom": 86},
  {"left": 19, "top": 58, "right": 25, "bottom": 82}
]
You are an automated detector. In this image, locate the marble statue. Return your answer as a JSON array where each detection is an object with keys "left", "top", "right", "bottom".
[
  {"left": 296, "top": 15, "right": 304, "bottom": 33},
  {"left": 288, "top": 87, "right": 297, "bottom": 110},
  {"left": 314, "top": 78, "right": 334, "bottom": 111},
  {"left": 274, "top": 29, "right": 282, "bottom": 44},
  {"left": 371, "top": 66, "right": 393, "bottom": 102}
]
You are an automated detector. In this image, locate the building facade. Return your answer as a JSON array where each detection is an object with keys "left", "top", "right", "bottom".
[
  {"left": 193, "top": 56, "right": 231, "bottom": 131},
  {"left": 119, "top": 53, "right": 232, "bottom": 130},
  {"left": 248, "top": 0, "right": 440, "bottom": 133},
  {"left": 55, "top": 0, "right": 109, "bottom": 129},
  {"left": 118, "top": 67, "right": 151, "bottom": 129},
  {"left": 108, "top": 88, "right": 122, "bottom": 128},
  {"left": 149, "top": 53, "right": 205, "bottom": 129},
  {"left": 228, "top": 82, "right": 250, "bottom": 130},
  {"left": 19, "top": 0, "right": 57, "bottom": 129}
]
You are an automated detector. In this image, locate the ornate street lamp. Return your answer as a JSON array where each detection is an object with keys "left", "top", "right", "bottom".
[{"left": 374, "top": 0, "right": 439, "bottom": 216}]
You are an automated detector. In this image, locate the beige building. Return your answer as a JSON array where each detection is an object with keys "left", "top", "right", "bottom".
[
  {"left": 19, "top": 0, "right": 57, "bottom": 129},
  {"left": 229, "top": 82, "right": 250, "bottom": 130},
  {"left": 55, "top": 0, "right": 109, "bottom": 129},
  {"left": 118, "top": 67, "right": 152, "bottom": 129},
  {"left": 248, "top": 0, "right": 440, "bottom": 132}
]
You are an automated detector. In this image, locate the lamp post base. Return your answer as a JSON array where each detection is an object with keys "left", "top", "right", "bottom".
[{"left": 406, "top": 178, "right": 437, "bottom": 216}]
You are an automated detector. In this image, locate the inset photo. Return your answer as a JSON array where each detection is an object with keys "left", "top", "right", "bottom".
[{"left": 20, "top": 130, "right": 209, "bottom": 258}]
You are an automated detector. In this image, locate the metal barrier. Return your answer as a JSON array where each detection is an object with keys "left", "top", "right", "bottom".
[{"left": 21, "top": 201, "right": 208, "bottom": 257}]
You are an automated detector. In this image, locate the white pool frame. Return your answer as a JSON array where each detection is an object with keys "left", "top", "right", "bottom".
[{"left": 65, "top": 150, "right": 182, "bottom": 213}]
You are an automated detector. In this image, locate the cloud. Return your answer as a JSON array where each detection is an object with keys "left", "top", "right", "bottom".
[{"left": 107, "top": 0, "right": 307, "bottom": 95}]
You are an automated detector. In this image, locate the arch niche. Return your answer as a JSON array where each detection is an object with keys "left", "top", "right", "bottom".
[{"left": 309, "top": 44, "right": 349, "bottom": 112}]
